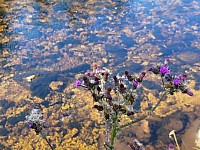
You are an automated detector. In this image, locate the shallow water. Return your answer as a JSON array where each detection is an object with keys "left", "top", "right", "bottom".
[{"left": 0, "top": 0, "right": 200, "bottom": 149}]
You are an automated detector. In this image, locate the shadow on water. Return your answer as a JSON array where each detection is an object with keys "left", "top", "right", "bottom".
[
  {"left": 177, "top": 113, "right": 190, "bottom": 134},
  {"left": 0, "top": 100, "right": 15, "bottom": 115},
  {"left": 14, "top": 64, "right": 90, "bottom": 99},
  {"left": 148, "top": 120, "right": 162, "bottom": 144},
  {"left": 148, "top": 111, "right": 191, "bottom": 146},
  {"left": 69, "top": 121, "right": 82, "bottom": 138}
]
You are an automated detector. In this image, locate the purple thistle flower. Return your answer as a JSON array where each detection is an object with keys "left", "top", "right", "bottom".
[
  {"left": 182, "top": 89, "right": 194, "bottom": 96},
  {"left": 160, "top": 66, "right": 170, "bottom": 76},
  {"left": 187, "top": 91, "right": 193, "bottom": 96},
  {"left": 26, "top": 109, "right": 46, "bottom": 134},
  {"left": 173, "top": 78, "right": 181, "bottom": 86},
  {"left": 148, "top": 67, "right": 159, "bottom": 74},
  {"left": 133, "top": 81, "right": 139, "bottom": 89},
  {"left": 29, "top": 123, "right": 32, "bottom": 128},
  {"left": 74, "top": 80, "right": 81, "bottom": 87},
  {"left": 139, "top": 72, "right": 146, "bottom": 81},
  {"left": 178, "top": 74, "right": 187, "bottom": 81},
  {"left": 148, "top": 67, "right": 153, "bottom": 71},
  {"left": 125, "top": 71, "right": 133, "bottom": 81}
]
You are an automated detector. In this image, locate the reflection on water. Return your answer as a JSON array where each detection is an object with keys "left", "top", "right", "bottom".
[{"left": 0, "top": 0, "right": 200, "bottom": 149}]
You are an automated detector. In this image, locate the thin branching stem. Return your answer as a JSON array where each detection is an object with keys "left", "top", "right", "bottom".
[
  {"left": 161, "top": 76, "right": 166, "bottom": 91},
  {"left": 42, "top": 135, "right": 54, "bottom": 150},
  {"left": 118, "top": 91, "right": 167, "bottom": 131},
  {"left": 109, "top": 114, "right": 118, "bottom": 150}
]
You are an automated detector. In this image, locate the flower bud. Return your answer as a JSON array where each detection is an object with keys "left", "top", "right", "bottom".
[
  {"left": 83, "top": 76, "right": 90, "bottom": 85},
  {"left": 127, "top": 111, "right": 134, "bottom": 116},
  {"left": 125, "top": 71, "right": 133, "bottom": 81},
  {"left": 119, "top": 84, "right": 126, "bottom": 93},
  {"left": 104, "top": 112, "right": 110, "bottom": 120},
  {"left": 165, "top": 74, "right": 171, "bottom": 81},
  {"left": 74, "top": 80, "right": 81, "bottom": 87},
  {"left": 160, "top": 66, "right": 170, "bottom": 76},
  {"left": 97, "top": 86, "right": 101, "bottom": 92},
  {"left": 113, "top": 104, "right": 119, "bottom": 112},
  {"left": 93, "top": 105, "right": 104, "bottom": 111},
  {"left": 106, "top": 87, "right": 112, "bottom": 94},
  {"left": 113, "top": 76, "right": 119, "bottom": 86},
  {"left": 148, "top": 67, "right": 159, "bottom": 74},
  {"left": 133, "top": 81, "right": 139, "bottom": 89},
  {"left": 104, "top": 72, "right": 109, "bottom": 81},
  {"left": 173, "top": 78, "right": 181, "bottom": 86},
  {"left": 92, "top": 93, "right": 99, "bottom": 102}
]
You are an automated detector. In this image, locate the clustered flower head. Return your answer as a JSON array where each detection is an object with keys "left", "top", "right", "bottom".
[
  {"left": 26, "top": 108, "right": 46, "bottom": 134},
  {"left": 129, "top": 139, "right": 145, "bottom": 150},
  {"left": 148, "top": 59, "right": 193, "bottom": 96},
  {"left": 74, "top": 64, "right": 146, "bottom": 120}
]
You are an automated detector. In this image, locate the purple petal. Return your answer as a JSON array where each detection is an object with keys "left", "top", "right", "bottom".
[
  {"left": 148, "top": 67, "right": 153, "bottom": 71},
  {"left": 160, "top": 66, "right": 170, "bottom": 76},
  {"left": 187, "top": 91, "right": 193, "bottom": 96},
  {"left": 168, "top": 143, "right": 174, "bottom": 150},
  {"left": 74, "top": 80, "right": 81, "bottom": 87},
  {"left": 133, "top": 81, "right": 139, "bottom": 89},
  {"left": 173, "top": 78, "right": 181, "bottom": 86},
  {"left": 29, "top": 123, "right": 32, "bottom": 128}
]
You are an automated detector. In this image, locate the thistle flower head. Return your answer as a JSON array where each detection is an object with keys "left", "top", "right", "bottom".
[
  {"left": 140, "top": 72, "right": 146, "bottom": 78},
  {"left": 148, "top": 67, "right": 159, "bottom": 74},
  {"left": 173, "top": 78, "right": 181, "bottom": 86},
  {"left": 133, "top": 81, "right": 139, "bottom": 89},
  {"left": 178, "top": 73, "right": 187, "bottom": 81},
  {"left": 160, "top": 66, "right": 170, "bottom": 76},
  {"left": 74, "top": 80, "right": 82, "bottom": 87},
  {"left": 149, "top": 60, "right": 193, "bottom": 97},
  {"left": 26, "top": 109, "right": 46, "bottom": 134},
  {"left": 124, "top": 71, "right": 133, "bottom": 81},
  {"left": 182, "top": 89, "right": 193, "bottom": 96}
]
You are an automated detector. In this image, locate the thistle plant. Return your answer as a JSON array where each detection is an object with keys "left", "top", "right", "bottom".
[
  {"left": 75, "top": 59, "right": 193, "bottom": 150},
  {"left": 26, "top": 108, "right": 54, "bottom": 150}
]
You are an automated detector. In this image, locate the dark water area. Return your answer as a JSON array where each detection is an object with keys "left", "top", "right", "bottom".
[{"left": 0, "top": 0, "right": 200, "bottom": 149}]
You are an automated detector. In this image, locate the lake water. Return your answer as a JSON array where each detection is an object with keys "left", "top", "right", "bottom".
[{"left": 0, "top": 0, "right": 200, "bottom": 149}]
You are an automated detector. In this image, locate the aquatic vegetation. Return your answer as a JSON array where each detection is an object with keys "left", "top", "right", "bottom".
[{"left": 75, "top": 59, "right": 193, "bottom": 149}]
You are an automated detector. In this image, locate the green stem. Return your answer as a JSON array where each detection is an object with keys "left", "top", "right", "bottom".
[
  {"left": 151, "top": 91, "right": 167, "bottom": 111},
  {"left": 109, "top": 114, "right": 119, "bottom": 150},
  {"left": 118, "top": 114, "right": 148, "bottom": 131},
  {"left": 42, "top": 135, "right": 54, "bottom": 150},
  {"left": 161, "top": 76, "right": 166, "bottom": 91}
]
